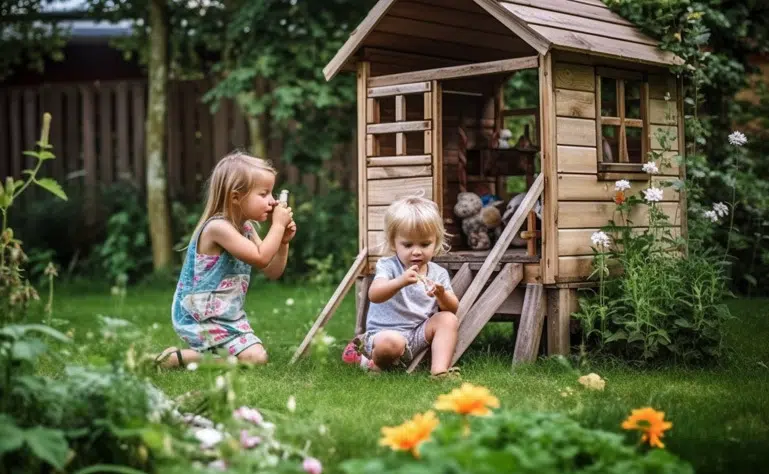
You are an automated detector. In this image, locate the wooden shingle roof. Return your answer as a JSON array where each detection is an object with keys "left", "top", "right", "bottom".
[{"left": 323, "top": 0, "right": 683, "bottom": 81}]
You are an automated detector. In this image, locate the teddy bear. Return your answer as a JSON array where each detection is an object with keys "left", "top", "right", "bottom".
[
  {"left": 454, "top": 192, "right": 503, "bottom": 250},
  {"left": 497, "top": 128, "right": 513, "bottom": 149}
]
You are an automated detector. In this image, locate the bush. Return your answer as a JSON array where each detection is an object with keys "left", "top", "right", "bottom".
[{"left": 342, "top": 386, "right": 693, "bottom": 474}]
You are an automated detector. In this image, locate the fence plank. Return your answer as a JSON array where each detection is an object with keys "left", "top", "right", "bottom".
[
  {"left": 81, "top": 85, "right": 97, "bottom": 222},
  {"left": 47, "top": 86, "right": 64, "bottom": 180},
  {"left": 182, "top": 82, "right": 198, "bottom": 201},
  {"left": 116, "top": 82, "right": 130, "bottom": 179},
  {"left": 167, "top": 81, "right": 180, "bottom": 198},
  {"left": 99, "top": 84, "right": 113, "bottom": 183},
  {"left": 24, "top": 89, "right": 37, "bottom": 169},
  {"left": 0, "top": 92, "right": 7, "bottom": 180},
  {"left": 66, "top": 87, "right": 80, "bottom": 174},
  {"left": 132, "top": 82, "right": 145, "bottom": 188},
  {"left": 197, "top": 80, "right": 213, "bottom": 185},
  {"left": 213, "top": 99, "right": 229, "bottom": 160},
  {"left": 10, "top": 90, "right": 22, "bottom": 178}
]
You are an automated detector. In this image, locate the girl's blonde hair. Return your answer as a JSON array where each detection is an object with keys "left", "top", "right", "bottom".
[
  {"left": 192, "top": 151, "right": 277, "bottom": 238},
  {"left": 383, "top": 196, "right": 450, "bottom": 256}
]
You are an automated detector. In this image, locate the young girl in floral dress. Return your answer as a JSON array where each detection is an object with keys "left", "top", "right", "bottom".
[{"left": 155, "top": 152, "right": 296, "bottom": 368}]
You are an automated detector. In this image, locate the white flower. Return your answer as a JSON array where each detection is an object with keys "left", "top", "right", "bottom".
[
  {"left": 728, "top": 131, "right": 747, "bottom": 146},
  {"left": 194, "top": 428, "right": 224, "bottom": 448},
  {"left": 186, "top": 362, "right": 198, "bottom": 371},
  {"left": 713, "top": 202, "right": 729, "bottom": 217},
  {"left": 233, "top": 406, "right": 263, "bottom": 425},
  {"left": 643, "top": 187, "right": 664, "bottom": 202},
  {"left": 704, "top": 210, "right": 719, "bottom": 222},
  {"left": 614, "top": 180, "right": 631, "bottom": 191},
  {"left": 285, "top": 298, "right": 295, "bottom": 306},
  {"left": 152, "top": 323, "right": 159, "bottom": 330},
  {"left": 287, "top": 395, "right": 296, "bottom": 413},
  {"left": 642, "top": 161, "right": 659, "bottom": 174},
  {"left": 215, "top": 376, "right": 226, "bottom": 390},
  {"left": 590, "top": 231, "right": 611, "bottom": 249},
  {"left": 227, "top": 355, "right": 238, "bottom": 366},
  {"left": 261, "top": 421, "right": 276, "bottom": 432},
  {"left": 318, "top": 424, "right": 328, "bottom": 436},
  {"left": 322, "top": 334, "right": 336, "bottom": 346}
]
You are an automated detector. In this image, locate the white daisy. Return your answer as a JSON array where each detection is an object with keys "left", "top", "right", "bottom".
[
  {"left": 713, "top": 202, "right": 729, "bottom": 217},
  {"left": 590, "top": 231, "right": 611, "bottom": 249},
  {"left": 703, "top": 210, "right": 719, "bottom": 222},
  {"left": 642, "top": 162, "right": 660, "bottom": 174},
  {"left": 614, "top": 180, "right": 631, "bottom": 191},
  {"left": 728, "top": 131, "right": 747, "bottom": 146},
  {"left": 643, "top": 187, "right": 664, "bottom": 202}
]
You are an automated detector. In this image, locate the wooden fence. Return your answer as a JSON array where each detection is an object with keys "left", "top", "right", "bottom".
[{"left": 0, "top": 79, "right": 357, "bottom": 207}]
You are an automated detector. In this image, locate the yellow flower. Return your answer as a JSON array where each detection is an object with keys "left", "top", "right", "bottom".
[
  {"left": 434, "top": 383, "right": 500, "bottom": 417},
  {"left": 621, "top": 407, "right": 673, "bottom": 448},
  {"left": 379, "top": 410, "right": 439, "bottom": 458}
]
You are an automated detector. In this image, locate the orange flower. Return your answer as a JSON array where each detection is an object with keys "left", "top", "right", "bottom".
[
  {"left": 434, "top": 383, "right": 500, "bottom": 417},
  {"left": 621, "top": 407, "right": 673, "bottom": 448},
  {"left": 379, "top": 410, "right": 439, "bottom": 458},
  {"left": 614, "top": 191, "right": 626, "bottom": 204}
]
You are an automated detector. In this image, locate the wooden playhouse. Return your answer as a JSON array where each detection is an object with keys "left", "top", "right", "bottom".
[{"left": 291, "top": 0, "right": 686, "bottom": 369}]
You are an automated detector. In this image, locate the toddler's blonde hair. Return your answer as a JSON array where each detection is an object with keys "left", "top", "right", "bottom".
[
  {"left": 383, "top": 196, "right": 450, "bottom": 256},
  {"left": 192, "top": 151, "right": 277, "bottom": 238}
]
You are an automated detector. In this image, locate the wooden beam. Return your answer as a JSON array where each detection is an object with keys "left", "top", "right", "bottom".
[
  {"left": 546, "top": 287, "right": 577, "bottom": 356},
  {"left": 368, "top": 82, "right": 431, "bottom": 98},
  {"left": 355, "top": 275, "right": 374, "bottom": 335},
  {"left": 451, "top": 263, "right": 523, "bottom": 366},
  {"left": 473, "top": 0, "right": 551, "bottom": 54},
  {"left": 367, "top": 154, "right": 431, "bottom": 167},
  {"left": 456, "top": 173, "right": 544, "bottom": 320},
  {"left": 323, "top": 0, "right": 399, "bottom": 81},
  {"left": 540, "top": 53, "right": 558, "bottom": 284},
  {"left": 431, "top": 80, "right": 443, "bottom": 217},
  {"left": 290, "top": 248, "right": 368, "bottom": 364},
  {"left": 368, "top": 56, "right": 539, "bottom": 88},
  {"left": 367, "top": 120, "right": 431, "bottom": 134},
  {"left": 358, "top": 62, "right": 370, "bottom": 251},
  {"left": 512, "top": 283, "right": 546, "bottom": 364}
]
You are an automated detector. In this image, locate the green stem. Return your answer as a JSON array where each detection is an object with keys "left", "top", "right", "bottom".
[{"left": 12, "top": 159, "right": 42, "bottom": 200}]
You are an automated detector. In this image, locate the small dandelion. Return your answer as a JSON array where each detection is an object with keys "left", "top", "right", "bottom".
[
  {"left": 319, "top": 424, "right": 328, "bottom": 436},
  {"left": 642, "top": 161, "right": 660, "bottom": 174},
  {"left": 590, "top": 231, "right": 611, "bottom": 249},
  {"left": 215, "top": 376, "right": 226, "bottom": 390},
  {"left": 287, "top": 395, "right": 297, "bottom": 413},
  {"left": 728, "top": 131, "right": 747, "bottom": 147},
  {"left": 285, "top": 298, "right": 295, "bottom": 306},
  {"left": 643, "top": 187, "right": 664, "bottom": 202},
  {"left": 614, "top": 180, "right": 631, "bottom": 191},
  {"left": 152, "top": 323, "right": 160, "bottom": 330},
  {"left": 186, "top": 362, "right": 199, "bottom": 371},
  {"left": 227, "top": 355, "right": 238, "bottom": 365}
]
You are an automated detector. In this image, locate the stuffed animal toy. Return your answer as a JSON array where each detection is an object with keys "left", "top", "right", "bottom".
[
  {"left": 454, "top": 192, "right": 504, "bottom": 250},
  {"left": 502, "top": 191, "right": 543, "bottom": 247},
  {"left": 497, "top": 129, "right": 513, "bottom": 149}
]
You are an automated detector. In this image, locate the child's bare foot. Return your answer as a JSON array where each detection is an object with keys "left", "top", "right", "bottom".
[
  {"left": 430, "top": 366, "right": 461, "bottom": 380},
  {"left": 154, "top": 347, "right": 185, "bottom": 368}
]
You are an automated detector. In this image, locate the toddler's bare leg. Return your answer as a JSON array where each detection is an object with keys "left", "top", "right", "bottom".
[
  {"left": 424, "top": 312, "right": 459, "bottom": 375},
  {"left": 237, "top": 343, "right": 268, "bottom": 365},
  {"left": 371, "top": 331, "right": 408, "bottom": 370},
  {"left": 155, "top": 346, "right": 201, "bottom": 368}
]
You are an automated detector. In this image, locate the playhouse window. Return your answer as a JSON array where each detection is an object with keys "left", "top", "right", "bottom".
[{"left": 597, "top": 71, "right": 649, "bottom": 171}]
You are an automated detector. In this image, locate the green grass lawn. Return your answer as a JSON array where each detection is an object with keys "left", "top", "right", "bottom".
[{"left": 47, "top": 279, "right": 769, "bottom": 473}]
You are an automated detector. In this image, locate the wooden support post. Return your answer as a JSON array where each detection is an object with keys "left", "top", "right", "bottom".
[
  {"left": 407, "top": 263, "right": 471, "bottom": 372},
  {"left": 546, "top": 287, "right": 577, "bottom": 356},
  {"left": 290, "top": 248, "right": 368, "bottom": 364},
  {"left": 512, "top": 283, "right": 545, "bottom": 365},
  {"left": 355, "top": 275, "right": 373, "bottom": 336},
  {"left": 450, "top": 263, "right": 523, "bottom": 366}
]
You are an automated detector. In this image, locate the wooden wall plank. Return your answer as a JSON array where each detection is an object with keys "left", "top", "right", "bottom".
[
  {"left": 649, "top": 98, "right": 678, "bottom": 124},
  {"left": 503, "top": 0, "right": 635, "bottom": 27},
  {"left": 553, "top": 63, "right": 595, "bottom": 91},
  {"left": 558, "top": 174, "right": 679, "bottom": 201},
  {"left": 650, "top": 125, "right": 679, "bottom": 150},
  {"left": 558, "top": 226, "right": 681, "bottom": 256},
  {"left": 649, "top": 74, "right": 677, "bottom": 99},
  {"left": 556, "top": 117, "right": 597, "bottom": 146},
  {"left": 555, "top": 88, "right": 595, "bottom": 119},
  {"left": 557, "top": 145, "right": 597, "bottom": 173},
  {"left": 368, "top": 176, "right": 432, "bottom": 205},
  {"left": 558, "top": 201, "right": 680, "bottom": 228},
  {"left": 367, "top": 165, "right": 431, "bottom": 179}
]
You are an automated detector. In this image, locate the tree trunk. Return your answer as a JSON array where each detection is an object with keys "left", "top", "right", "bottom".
[{"left": 146, "top": 0, "right": 174, "bottom": 270}]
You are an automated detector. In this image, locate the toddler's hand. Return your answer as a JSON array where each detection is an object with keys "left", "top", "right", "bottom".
[
  {"left": 400, "top": 265, "right": 420, "bottom": 287},
  {"left": 426, "top": 281, "right": 444, "bottom": 298},
  {"left": 272, "top": 205, "right": 293, "bottom": 228}
]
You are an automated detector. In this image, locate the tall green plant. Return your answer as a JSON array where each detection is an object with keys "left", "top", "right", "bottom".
[{"left": 0, "top": 113, "right": 67, "bottom": 325}]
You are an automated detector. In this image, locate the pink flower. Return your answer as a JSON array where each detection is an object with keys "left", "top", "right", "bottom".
[
  {"left": 240, "top": 430, "right": 262, "bottom": 449},
  {"left": 303, "top": 458, "right": 322, "bottom": 474},
  {"left": 233, "top": 406, "right": 263, "bottom": 425}
]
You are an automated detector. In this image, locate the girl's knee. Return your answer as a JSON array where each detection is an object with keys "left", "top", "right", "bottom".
[{"left": 237, "top": 344, "right": 268, "bottom": 365}]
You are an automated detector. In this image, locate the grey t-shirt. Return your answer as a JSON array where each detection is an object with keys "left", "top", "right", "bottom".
[{"left": 366, "top": 256, "right": 453, "bottom": 333}]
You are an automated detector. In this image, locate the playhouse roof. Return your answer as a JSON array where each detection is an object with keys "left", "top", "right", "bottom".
[{"left": 323, "top": 0, "right": 683, "bottom": 81}]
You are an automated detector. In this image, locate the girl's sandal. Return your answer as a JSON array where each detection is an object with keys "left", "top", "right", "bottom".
[
  {"left": 154, "top": 348, "right": 184, "bottom": 369},
  {"left": 430, "top": 366, "right": 461, "bottom": 380}
]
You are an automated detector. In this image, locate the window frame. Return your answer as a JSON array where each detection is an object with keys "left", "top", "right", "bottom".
[{"left": 596, "top": 67, "right": 651, "bottom": 176}]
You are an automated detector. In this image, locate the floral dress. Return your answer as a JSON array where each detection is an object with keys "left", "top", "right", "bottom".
[{"left": 171, "top": 216, "right": 261, "bottom": 356}]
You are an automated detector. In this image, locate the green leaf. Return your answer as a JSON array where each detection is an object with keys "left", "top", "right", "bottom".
[
  {"left": 24, "top": 426, "right": 69, "bottom": 470},
  {"left": 605, "top": 330, "right": 628, "bottom": 342},
  {"left": 38, "top": 150, "right": 55, "bottom": 160},
  {"left": 0, "top": 324, "right": 71, "bottom": 343},
  {"left": 674, "top": 318, "right": 693, "bottom": 328},
  {"left": 11, "top": 339, "right": 47, "bottom": 362},
  {"left": 74, "top": 466, "right": 148, "bottom": 474},
  {"left": 0, "top": 416, "right": 25, "bottom": 454},
  {"left": 35, "top": 178, "right": 68, "bottom": 201},
  {"left": 22, "top": 150, "right": 40, "bottom": 159}
]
